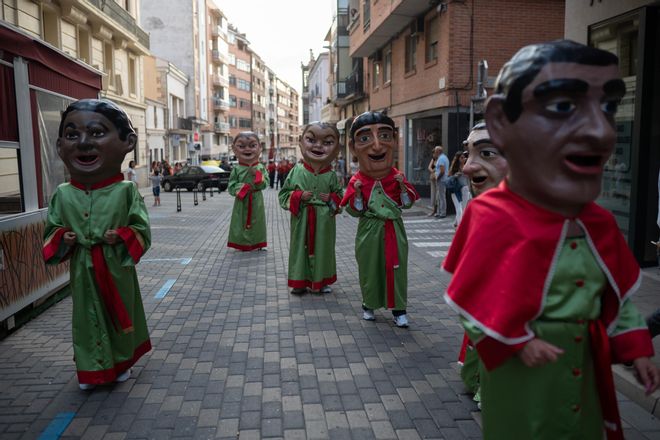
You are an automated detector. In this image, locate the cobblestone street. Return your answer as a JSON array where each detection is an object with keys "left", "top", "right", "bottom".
[{"left": 0, "top": 189, "right": 658, "bottom": 439}]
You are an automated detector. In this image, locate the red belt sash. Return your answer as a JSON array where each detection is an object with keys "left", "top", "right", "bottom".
[
  {"left": 384, "top": 219, "right": 399, "bottom": 308},
  {"left": 306, "top": 204, "right": 316, "bottom": 256},
  {"left": 91, "top": 245, "right": 133, "bottom": 333},
  {"left": 589, "top": 320, "right": 623, "bottom": 440}
]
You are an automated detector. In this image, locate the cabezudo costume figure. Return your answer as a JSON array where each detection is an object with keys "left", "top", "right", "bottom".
[
  {"left": 279, "top": 122, "right": 343, "bottom": 294},
  {"left": 340, "top": 112, "right": 419, "bottom": 328},
  {"left": 443, "top": 40, "right": 658, "bottom": 440},
  {"left": 43, "top": 99, "right": 151, "bottom": 390},
  {"left": 227, "top": 132, "right": 269, "bottom": 251}
]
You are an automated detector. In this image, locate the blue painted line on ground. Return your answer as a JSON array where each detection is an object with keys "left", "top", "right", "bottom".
[
  {"left": 180, "top": 257, "right": 192, "bottom": 265},
  {"left": 38, "top": 412, "right": 75, "bottom": 440},
  {"left": 141, "top": 258, "right": 192, "bottom": 265},
  {"left": 155, "top": 279, "right": 177, "bottom": 299}
]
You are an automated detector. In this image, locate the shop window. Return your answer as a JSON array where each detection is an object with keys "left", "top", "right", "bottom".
[
  {"left": 590, "top": 14, "right": 639, "bottom": 237},
  {"left": 35, "top": 90, "right": 74, "bottom": 208},
  {"left": 406, "top": 116, "right": 442, "bottom": 187}
]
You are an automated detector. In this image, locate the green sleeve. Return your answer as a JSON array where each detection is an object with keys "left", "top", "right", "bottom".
[
  {"left": 228, "top": 167, "right": 243, "bottom": 196},
  {"left": 278, "top": 167, "right": 297, "bottom": 211},
  {"left": 43, "top": 189, "right": 73, "bottom": 264},
  {"left": 611, "top": 298, "right": 647, "bottom": 336}
]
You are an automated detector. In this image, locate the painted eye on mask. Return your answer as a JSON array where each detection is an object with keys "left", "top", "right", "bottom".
[
  {"left": 480, "top": 149, "right": 500, "bottom": 159},
  {"left": 357, "top": 134, "right": 372, "bottom": 143},
  {"left": 601, "top": 99, "right": 619, "bottom": 115},
  {"left": 545, "top": 99, "right": 576, "bottom": 114}
]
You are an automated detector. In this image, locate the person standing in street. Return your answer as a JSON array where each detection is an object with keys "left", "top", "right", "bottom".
[
  {"left": 427, "top": 146, "right": 441, "bottom": 216},
  {"left": 341, "top": 111, "right": 419, "bottom": 328},
  {"left": 43, "top": 99, "right": 151, "bottom": 390},
  {"left": 279, "top": 122, "right": 343, "bottom": 295},
  {"left": 126, "top": 160, "right": 137, "bottom": 184},
  {"left": 150, "top": 169, "right": 162, "bottom": 206},
  {"left": 227, "top": 132, "right": 269, "bottom": 251},
  {"left": 434, "top": 145, "right": 449, "bottom": 218},
  {"left": 267, "top": 159, "right": 276, "bottom": 189},
  {"left": 443, "top": 40, "right": 657, "bottom": 439}
]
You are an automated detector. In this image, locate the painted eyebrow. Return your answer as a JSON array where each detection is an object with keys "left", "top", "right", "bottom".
[
  {"left": 354, "top": 128, "right": 373, "bottom": 137},
  {"left": 533, "top": 78, "right": 589, "bottom": 98},
  {"left": 603, "top": 79, "right": 626, "bottom": 97},
  {"left": 473, "top": 139, "right": 493, "bottom": 147}
]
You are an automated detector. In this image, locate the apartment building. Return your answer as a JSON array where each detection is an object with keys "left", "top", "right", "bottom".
[
  {"left": 207, "top": 3, "right": 231, "bottom": 160},
  {"left": 251, "top": 53, "right": 268, "bottom": 151},
  {"left": 347, "top": 0, "right": 564, "bottom": 195},
  {"left": 227, "top": 24, "right": 252, "bottom": 142},
  {"left": 141, "top": 0, "right": 209, "bottom": 164},
  {"left": 265, "top": 68, "right": 278, "bottom": 160},
  {"left": 2, "top": 0, "right": 151, "bottom": 183},
  {"left": 143, "top": 55, "right": 167, "bottom": 166},
  {"left": 564, "top": 0, "right": 660, "bottom": 266},
  {"left": 275, "top": 78, "right": 300, "bottom": 162},
  {"left": 307, "top": 52, "right": 330, "bottom": 123}
]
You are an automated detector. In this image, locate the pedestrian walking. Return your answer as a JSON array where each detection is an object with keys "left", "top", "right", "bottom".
[
  {"left": 227, "top": 131, "right": 269, "bottom": 251},
  {"left": 125, "top": 160, "right": 137, "bottom": 184},
  {"left": 267, "top": 159, "right": 276, "bottom": 189},
  {"left": 443, "top": 40, "right": 658, "bottom": 440},
  {"left": 279, "top": 122, "right": 343, "bottom": 295},
  {"left": 43, "top": 99, "right": 151, "bottom": 391},
  {"left": 340, "top": 111, "right": 419, "bottom": 328},
  {"left": 434, "top": 145, "right": 449, "bottom": 218}
]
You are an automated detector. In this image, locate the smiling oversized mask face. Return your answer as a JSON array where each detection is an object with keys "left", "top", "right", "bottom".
[
  {"left": 350, "top": 123, "right": 397, "bottom": 180},
  {"left": 232, "top": 132, "right": 262, "bottom": 165},
  {"left": 57, "top": 110, "right": 136, "bottom": 184},
  {"left": 299, "top": 123, "right": 339, "bottom": 169}
]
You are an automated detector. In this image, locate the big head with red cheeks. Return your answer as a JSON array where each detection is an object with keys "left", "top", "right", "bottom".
[
  {"left": 349, "top": 111, "right": 398, "bottom": 180},
  {"left": 486, "top": 40, "right": 625, "bottom": 217},
  {"left": 461, "top": 122, "right": 509, "bottom": 197},
  {"left": 299, "top": 122, "right": 340, "bottom": 172},
  {"left": 56, "top": 99, "right": 137, "bottom": 186},
  {"left": 232, "top": 132, "right": 262, "bottom": 166}
]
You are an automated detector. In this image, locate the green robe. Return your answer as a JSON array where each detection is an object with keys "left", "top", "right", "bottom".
[
  {"left": 345, "top": 180, "right": 414, "bottom": 311},
  {"left": 43, "top": 178, "right": 151, "bottom": 384},
  {"left": 227, "top": 163, "right": 269, "bottom": 250},
  {"left": 279, "top": 163, "right": 343, "bottom": 290},
  {"left": 463, "top": 238, "right": 647, "bottom": 439}
]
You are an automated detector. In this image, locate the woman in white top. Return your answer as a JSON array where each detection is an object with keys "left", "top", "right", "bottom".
[{"left": 126, "top": 160, "right": 137, "bottom": 183}]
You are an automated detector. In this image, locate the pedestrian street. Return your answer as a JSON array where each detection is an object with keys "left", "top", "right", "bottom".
[{"left": 0, "top": 189, "right": 658, "bottom": 439}]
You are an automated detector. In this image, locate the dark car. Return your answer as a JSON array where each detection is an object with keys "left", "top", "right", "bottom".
[{"left": 161, "top": 165, "right": 230, "bottom": 192}]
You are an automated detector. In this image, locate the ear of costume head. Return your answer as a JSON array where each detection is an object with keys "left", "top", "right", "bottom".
[
  {"left": 349, "top": 111, "right": 396, "bottom": 141},
  {"left": 59, "top": 99, "right": 136, "bottom": 142},
  {"left": 494, "top": 40, "right": 619, "bottom": 122}
]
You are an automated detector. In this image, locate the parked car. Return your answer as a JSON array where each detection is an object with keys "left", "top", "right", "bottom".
[{"left": 161, "top": 165, "right": 230, "bottom": 192}]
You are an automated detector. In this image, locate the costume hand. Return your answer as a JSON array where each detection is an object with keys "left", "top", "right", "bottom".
[
  {"left": 319, "top": 193, "right": 330, "bottom": 202},
  {"left": 301, "top": 191, "right": 313, "bottom": 201},
  {"left": 394, "top": 173, "right": 407, "bottom": 190},
  {"left": 63, "top": 231, "right": 77, "bottom": 246},
  {"left": 353, "top": 180, "right": 363, "bottom": 198},
  {"left": 104, "top": 229, "right": 120, "bottom": 245},
  {"left": 518, "top": 338, "right": 564, "bottom": 367},
  {"left": 632, "top": 357, "right": 660, "bottom": 395}
]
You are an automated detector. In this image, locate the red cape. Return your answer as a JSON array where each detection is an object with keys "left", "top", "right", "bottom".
[
  {"left": 340, "top": 168, "right": 420, "bottom": 207},
  {"left": 443, "top": 181, "right": 649, "bottom": 367}
]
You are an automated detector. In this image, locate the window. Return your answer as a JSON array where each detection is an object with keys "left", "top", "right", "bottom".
[
  {"left": 405, "top": 33, "right": 417, "bottom": 73},
  {"left": 128, "top": 56, "right": 137, "bottom": 96},
  {"left": 383, "top": 49, "right": 392, "bottom": 83},
  {"left": 238, "top": 79, "right": 251, "bottom": 91},
  {"left": 230, "top": 95, "right": 237, "bottom": 107},
  {"left": 426, "top": 15, "right": 438, "bottom": 63},
  {"left": 229, "top": 75, "right": 237, "bottom": 86},
  {"left": 229, "top": 116, "right": 238, "bottom": 128},
  {"left": 239, "top": 118, "right": 251, "bottom": 128},
  {"left": 236, "top": 59, "right": 250, "bottom": 72},
  {"left": 104, "top": 41, "right": 114, "bottom": 88},
  {"left": 42, "top": 8, "right": 60, "bottom": 48},
  {"left": 239, "top": 98, "right": 250, "bottom": 109},
  {"left": 77, "top": 27, "right": 91, "bottom": 63},
  {"left": 372, "top": 62, "right": 380, "bottom": 90}
]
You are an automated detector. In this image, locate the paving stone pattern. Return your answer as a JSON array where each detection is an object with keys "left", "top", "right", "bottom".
[{"left": 0, "top": 189, "right": 658, "bottom": 439}]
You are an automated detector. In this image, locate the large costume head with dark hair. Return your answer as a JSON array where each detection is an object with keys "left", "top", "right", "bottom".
[
  {"left": 349, "top": 111, "right": 398, "bottom": 180},
  {"left": 57, "top": 99, "right": 137, "bottom": 185},
  {"left": 485, "top": 39, "right": 625, "bottom": 217},
  {"left": 461, "top": 121, "right": 508, "bottom": 196},
  {"left": 299, "top": 122, "right": 340, "bottom": 170},
  {"left": 232, "top": 131, "right": 262, "bottom": 166}
]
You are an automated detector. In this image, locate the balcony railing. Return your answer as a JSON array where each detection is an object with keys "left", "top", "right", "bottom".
[
  {"left": 176, "top": 117, "right": 193, "bottom": 131},
  {"left": 214, "top": 122, "right": 230, "bottom": 133},
  {"left": 212, "top": 75, "right": 229, "bottom": 88},
  {"left": 213, "top": 97, "right": 230, "bottom": 111},
  {"left": 88, "top": 0, "right": 149, "bottom": 48}
]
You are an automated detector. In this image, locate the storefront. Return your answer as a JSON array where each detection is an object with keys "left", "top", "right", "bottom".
[
  {"left": 566, "top": 1, "right": 660, "bottom": 266},
  {"left": 0, "top": 23, "right": 101, "bottom": 326}
]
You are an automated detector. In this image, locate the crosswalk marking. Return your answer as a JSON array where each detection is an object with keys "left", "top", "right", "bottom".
[
  {"left": 412, "top": 241, "right": 453, "bottom": 248},
  {"left": 407, "top": 229, "right": 455, "bottom": 234},
  {"left": 403, "top": 218, "right": 453, "bottom": 224},
  {"left": 427, "top": 250, "right": 448, "bottom": 258}
]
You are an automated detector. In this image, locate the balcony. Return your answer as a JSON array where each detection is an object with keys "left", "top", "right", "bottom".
[
  {"left": 213, "top": 97, "right": 231, "bottom": 111},
  {"left": 169, "top": 117, "right": 193, "bottom": 134},
  {"left": 320, "top": 103, "right": 340, "bottom": 122},
  {"left": 214, "top": 122, "right": 231, "bottom": 133},
  {"left": 350, "top": 0, "right": 429, "bottom": 57},
  {"left": 212, "top": 74, "right": 229, "bottom": 88},
  {"left": 211, "top": 50, "right": 229, "bottom": 65},
  {"left": 88, "top": 0, "right": 149, "bottom": 48}
]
